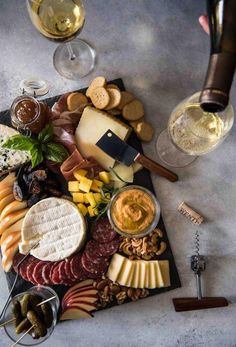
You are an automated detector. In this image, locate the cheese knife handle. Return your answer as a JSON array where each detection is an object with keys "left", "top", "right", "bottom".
[{"left": 136, "top": 154, "right": 178, "bottom": 182}]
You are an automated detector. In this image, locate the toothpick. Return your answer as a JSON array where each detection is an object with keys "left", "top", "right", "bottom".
[
  {"left": 11, "top": 325, "right": 34, "bottom": 347},
  {"left": 36, "top": 295, "right": 57, "bottom": 307},
  {"left": 0, "top": 317, "right": 15, "bottom": 328}
]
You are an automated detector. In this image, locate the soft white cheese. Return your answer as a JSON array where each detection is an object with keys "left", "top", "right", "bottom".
[{"left": 20, "top": 197, "right": 86, "bottom": 261}]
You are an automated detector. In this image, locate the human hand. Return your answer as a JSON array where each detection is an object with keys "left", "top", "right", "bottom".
[{"left": 199, "top": 15, "right": 210, "bottom": 34}]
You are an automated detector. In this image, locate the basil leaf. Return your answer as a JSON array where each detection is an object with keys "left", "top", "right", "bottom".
[
  {"left": 3, "top": 135, "right": 37, "bottom": 151},
  {"left": 44, "top": 142, "right": 69, "bottom": 163},
  {"left": 30, "top": 146, "right": 44, "bottom": 168},
  {"left": 38, "top": 124, "right": 54, "bottom": 144}
]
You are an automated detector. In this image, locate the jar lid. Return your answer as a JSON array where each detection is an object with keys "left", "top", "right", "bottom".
[{"left": 19, "top": 78, "right": 49, "bottom": 97}]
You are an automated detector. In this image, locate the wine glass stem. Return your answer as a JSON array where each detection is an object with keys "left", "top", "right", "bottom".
[{"left": 66, "top": 42, "right": 76, "bottom": 61}]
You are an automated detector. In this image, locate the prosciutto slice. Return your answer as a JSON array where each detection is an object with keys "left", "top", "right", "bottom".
[{"left": 60, "top": 149, "right": 103, "bottom": 181}]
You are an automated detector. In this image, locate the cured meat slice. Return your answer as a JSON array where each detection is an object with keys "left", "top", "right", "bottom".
[
  {"left": 33, "top": 261, "right": 49, "bottom": 285},
  {"left": 70, "top": 254, "right": 84, "bottom": 279},
  {"left": 58, "top": 261, "right": 68, "bottom": 282},
  {"left": 81, "top": 253, "right": 108, "bottom": 276},
  {"left": 65, "top": 256, "right": 74, "bottom": 280},
  {"left": 51, "top": 265, "right": 62, "bottom": 285},
  {"left": 19, "top": 256, "right": 36, "bottom": 281},
  {"left": 91, "top": 217, "right": 117, "bottom": 244},
  {"left": 13, "top": 253, "right": 25, "bottom": 273},
  {"left": 42, "top": 262, "right": 52, "bottom": 285},
  {"left": 49, "top": 262, "right": 59, "bottom": 283},
  {"left": 27, "top": 259, "right": 39, "bottom": 284},
  {"left": 86, "top": 238, "right": 120, "bottom": 258},
  {"left": 84, "top": 240, "right": 104, "bottom": 262}
]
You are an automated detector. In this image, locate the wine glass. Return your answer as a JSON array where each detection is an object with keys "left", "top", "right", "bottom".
[
  {"left": 156, "top": 92, "right": 234, "bottom": 168},
  {"left": 26, "top": 0, "right": 95, "bottom": 80}
]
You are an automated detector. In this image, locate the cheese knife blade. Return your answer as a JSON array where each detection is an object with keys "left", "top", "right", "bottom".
[{"left": 96, "top": 130, "right": 178, "bottom": 182}]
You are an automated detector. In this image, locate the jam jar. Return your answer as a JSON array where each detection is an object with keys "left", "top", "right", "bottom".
[{"left": 10, "top": 95, "right": 47, "bottom": 134}]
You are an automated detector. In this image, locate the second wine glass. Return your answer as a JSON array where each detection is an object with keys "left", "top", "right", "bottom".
[{"left": 26, "top": 0, "right": 95, "bottom": 79}]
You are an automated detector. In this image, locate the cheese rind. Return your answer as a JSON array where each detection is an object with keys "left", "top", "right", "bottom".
[
  {"left": 20, "top": 198, "right": 86, "bottom": 261},
  {"left": 75, "top": 106, "right": 131, "bottom": 170}
]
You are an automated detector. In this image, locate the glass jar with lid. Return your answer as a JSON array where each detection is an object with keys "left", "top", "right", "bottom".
[{"left": 10, "top": 95, "right": 47, "bottom": 134}]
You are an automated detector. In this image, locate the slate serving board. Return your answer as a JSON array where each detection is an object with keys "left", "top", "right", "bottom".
[{"left": 0, "top": 78, "right": 181, "bottom": 311}]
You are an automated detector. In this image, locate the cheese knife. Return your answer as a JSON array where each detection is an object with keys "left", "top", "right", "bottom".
[{"left": 96, "top": 130, "right": 178, "bottom": 182}]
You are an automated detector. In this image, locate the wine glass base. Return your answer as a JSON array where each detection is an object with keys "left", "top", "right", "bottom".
[
  {"left": 156, "top": 129, "right": 197, "bottom": 168},
  {"left": 53, "top": 39, "right": 96, "bottom": 80}
]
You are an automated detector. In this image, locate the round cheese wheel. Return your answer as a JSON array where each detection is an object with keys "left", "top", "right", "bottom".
[{"left": 21, "top": 197, "right": 86, "bottom": 262}]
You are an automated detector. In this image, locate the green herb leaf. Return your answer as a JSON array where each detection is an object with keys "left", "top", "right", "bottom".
[
  {"left": 38, "top": 124, "right": 54, "bottom": 144},
  {"left": 3, "top": 135, "right": 37, "bottom": 151},
  {"left": 30, "top": 146, "right": 44, "bottom": 168},
  {"left": 43, "top": 142, "right": 69, "bottom": 163}
]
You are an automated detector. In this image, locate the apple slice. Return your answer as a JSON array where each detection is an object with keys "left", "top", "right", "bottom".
[
  {"left": 0, "top": 194, "right": 14, "bottom": 215},
  {"left": 60, "top": 308, "right": 93, "bottom": 321},
  {"left": 0, "top": 173, "right": 15, "bottom": 190},
  {"left": 66, "top": 296, "right": 98, "bottom": 305},
  {"left": 64, "top": 286, "right": 95, "bottom": 301},
  {"left": 0, "top": 208, "right": 29, "bottom": 235},
  {"left": 0, "top": 220, "right": 23, "bottom": 245},
  {"left": 63, "top": 279, "right": 94, "bottom": 299},
  {"left": 66, "top": 288, "right": 97, "bottom": 300},
  {"left": 0, "top": 187, "right": 12, "bottom": 201},
  {"left": 65, "top": 301, "right": 97, "bottom": 312},
  {"left": 1, "top": 200, "right": 27, "bottom": 220}
]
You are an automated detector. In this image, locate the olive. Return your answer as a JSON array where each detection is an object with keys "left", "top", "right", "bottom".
[
  {"left": 27, "top": 310, "right": 47, "bottom": 338},
  {"left": 15, "top": 318, "right": 31, "bottom": 334},
  {"left": 12, "top": 300, "right": 23, "bottom": 327},
  {"left": 41, "top": 303, "right": 53, "bottom": 328}
]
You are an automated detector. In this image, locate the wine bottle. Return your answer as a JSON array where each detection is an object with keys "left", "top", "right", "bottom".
[{"left": 200, "top": 0, "right": 236, "bottom": 112}]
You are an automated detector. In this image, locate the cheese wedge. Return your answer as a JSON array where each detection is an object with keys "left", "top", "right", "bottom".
[
  {"left": 144, "top": 261, "right": 150, "bottom": 288},
  {"left": 107, "top": 253, "right": 126, "bottom": 282},
  {"left": 159, "top": 260, "right": 171, "bottom": 287},
  {"left": 75, "top": 106, "right": 131, "bottom": 170},
  {"left": 20, "top": 198, "right": 86, "bottom": 261},
  {"left": 131, "top": 261, "right": 141, "bottom": 288},
  {"left": 139, "top": 260, "right": 146, "bottom": 288},
  {"left": 148, "top": 261, "right": 156, "bottom": 289}
]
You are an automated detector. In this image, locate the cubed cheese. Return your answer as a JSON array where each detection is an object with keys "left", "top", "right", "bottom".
[
  {"left": 85, "top": 192, "right": 97, "bottom": 207},
  {"left": 73, "top": 169, "right": 88, "bottom": 181},
  {"left": 77, "top": 203, "right": 88, "bottom": 216},
  {"left": 99, "top": 171, "right": 110, "bottom": 184},
  {"left": 72, "top": 193, "right": 84, "bottom": 203},
  {"left": 68, "top": 181, "right": 80, "bottom": 192},
  {"left": 93, "top": 193, "right": 102, "bottom": 204},
  {"left": 75, "top": 107, "right": 131, "bottom": 170},
  {"left": 79, "top": 177, "right": 93, "bottom": 193},
  {"left": 90, "top": 179, "right": 104, "bottom": 192},
  {"left": 87, "top": 206, "right": 98, "bottom": 217}
]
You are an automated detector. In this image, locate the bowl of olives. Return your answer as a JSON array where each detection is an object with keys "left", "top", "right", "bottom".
[{"left": 3, "top": 286, "right": 59, "bottom": 346}]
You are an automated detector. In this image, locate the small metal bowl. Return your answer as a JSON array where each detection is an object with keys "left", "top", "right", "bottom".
[
  {"left": 108, "top": 185, "right": 161, "bottom": 238},
  {"left": 3, "top": 286, "right": 59, "bottom": 346}
]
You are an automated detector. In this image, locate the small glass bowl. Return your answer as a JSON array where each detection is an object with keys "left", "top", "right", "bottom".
[
  {"left": 3, "top": 286, "right": 59, "bottom": 346},
  {"left": 108, "top": 185, "right": 161, "bottom": 238}
]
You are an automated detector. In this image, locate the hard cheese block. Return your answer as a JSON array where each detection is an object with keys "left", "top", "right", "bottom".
[
  {"left": 19, "top": 197, "right": 86, "bottom": 261},
  {"left": 75, "top": 106, "right": 131, "bottom": 170},
  {"left": 107, "top": 253, "right": 170, "bottom": 289}
]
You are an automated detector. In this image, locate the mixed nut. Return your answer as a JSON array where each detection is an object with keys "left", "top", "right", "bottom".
[
  {"left": 119, "top": 228, "right": 167, "bottom": 260},
  {"left": 93, "top": 278, "right": 149, "bottom": 308}
]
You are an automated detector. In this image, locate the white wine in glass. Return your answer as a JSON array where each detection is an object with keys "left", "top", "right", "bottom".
[
  {"left": 26, "top": 0, "right": 95, "bottom": 79},
  {"left": 156, "top": 92, "right": 234, "bottom": 167}
]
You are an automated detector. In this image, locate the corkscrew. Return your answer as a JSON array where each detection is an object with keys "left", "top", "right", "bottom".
[{"left": 172, "top": 230, "right": 228, "bottom": 312}]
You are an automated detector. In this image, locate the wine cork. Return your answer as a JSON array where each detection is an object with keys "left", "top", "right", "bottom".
[{"left": 178, "top": 202, "right": 204, "bottom": 225}]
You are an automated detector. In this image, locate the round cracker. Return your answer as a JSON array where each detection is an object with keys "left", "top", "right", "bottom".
[
  {"left": 86, "top": 76, "right": 106, "bottom": 98},
  {"left": 67, "top": 92, "right": 88, "bottom": 111},
  {"left": 118, "top": 91, "right": 134, "bottom": 110},
  {"left": 129, "top": 117, "right": 145, "bottom": 129},
  {"left": 105, "top": 88, "right": 121, "bottom": 110},
  {"left": 106, "top": 84, "right": 120, "bottom": 91},
  {"left": 122, "top": 99, "right": 144, "bottom": 121},
  {"left": 135, "top": 122, "right": 154, "bottom": 142},
  {"left": 90, "top": 87, "right": 110, "bottom": 109}
]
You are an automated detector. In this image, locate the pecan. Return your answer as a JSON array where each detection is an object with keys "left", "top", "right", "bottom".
[
  {"left": 103, "top": 285, "right": 110, "bottom": 297},
  {"left": 110, "top": 284, "right": 120, "bottom": 295},
  {"left": 97, "top": 278, "right": 110, "bottom": 290},
  {"left": 116, "top": 291, "right": 127, "bottom": 301}
]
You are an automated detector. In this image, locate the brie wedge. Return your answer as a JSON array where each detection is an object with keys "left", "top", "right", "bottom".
[{"left": 20, "top": 197, "right": 86, "bottom": 261}]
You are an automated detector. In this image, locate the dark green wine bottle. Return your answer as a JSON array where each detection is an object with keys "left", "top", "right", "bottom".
[{"left": 200, "top": 0, "right": 236, "bottom": 112}]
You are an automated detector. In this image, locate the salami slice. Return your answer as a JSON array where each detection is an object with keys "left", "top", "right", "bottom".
[
  {"left": 91, "top": 217, "right": 117, "bottom": 244},
  {"left": 33, "top": 261, "right": 48, "bottom": 285},
  {"left": 65, "top": 256, "right": 74, "bottom": 280},
  {"left": 51, "top": 265, "right": 62, "bottom": 285},
  {"left": 13, "top": 253, "right": 25, "bottom": 273},
  {"left": 84, "top": 240, "right": 105, "bottom": 263},
  {"left": 70, "top": 254, "right": 84, "bottom": 279},
  {"left": 88, "top": 238, "right": 120, "bottom": 258},
  {"left": 42, "top": 263, "right": 52, "bottom": 284},
  {"left": 58, "top": 261, "right": 68, "bottom": 282},
  {"left": 81, "top": 252, "right": 108, "bottom": 276},
  {"left": 27, "top": 259, "right": 39, "bottom": 284},
  {"left": 19, "top": 256, "right": 35, "bottom": 281},
  {"left": 49, "top": 262, "right": 59, "bottom": 283}
]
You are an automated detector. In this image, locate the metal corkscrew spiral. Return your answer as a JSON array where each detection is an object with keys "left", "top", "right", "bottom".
[{"left": 191, "top": 230, "right": 206, "bottom": 299}]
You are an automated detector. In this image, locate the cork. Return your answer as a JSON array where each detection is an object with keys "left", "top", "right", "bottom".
[{"left": 178, "top": 202, "right": 204, "bottom": 225}]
